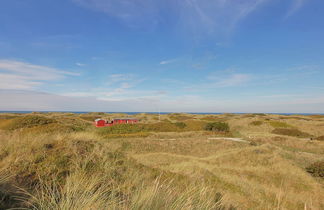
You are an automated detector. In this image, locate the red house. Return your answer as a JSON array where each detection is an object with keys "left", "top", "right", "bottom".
[
  {"left": 94, "top": 118, "right": 139, "bottom": 127},
  {"left": 94, "top": 119, "right": 106, "bottom": 127}
]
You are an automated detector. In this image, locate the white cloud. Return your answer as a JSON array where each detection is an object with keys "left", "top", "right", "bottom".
[
  {"left": 76, "top": 62, "right": 85, "bottom": 66},
  {"left": 207, "top": 72, "right": 251, "bottom": 87},
  {"left": 73, "top": 0, "right": 269, "bottom": 36},
  {"left": 0, "top": 59, "right": 79, "bottom": 90},
  {"left": 286, "top": 0, "right": 308, "bottom": 18},
  {"left": 0, "top": 74, "right": 42, "bottom": 90},
  {"left": 214, "top": 74, "right": 251, "bottom": 87},
  {"left": 106, "top": 74, "right": 134, "bottom": 84},
  {"left": 1, "top": 90, "right": 323, "bottom": 113},
  {"left": 61, "top": 73, "right": 146, "bottom": 101},
  {"left": 160, "top": 59, "right": 176, "bottom": 65}
]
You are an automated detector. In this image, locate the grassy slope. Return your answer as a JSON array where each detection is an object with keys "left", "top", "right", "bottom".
[{"left": 0, "top": 112, "right": 323, "bottom": 209}]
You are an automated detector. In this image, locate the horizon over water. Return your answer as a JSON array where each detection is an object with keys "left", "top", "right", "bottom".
[{"left": 0, "top": 111, "right": 323, "bottom": 115}]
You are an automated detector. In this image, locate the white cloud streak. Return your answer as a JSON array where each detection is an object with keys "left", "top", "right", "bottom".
[
  {"left": 76, "top": 62, "right": 85, "bottom": 66},
  {"left": 286, "top": 0, "right": 308, "bottom": 18},
  {"left": 1, "top": 90, "right": 323, "bottom": 113},
  {"left": 160, "top": 59, "right": 177, "bottom": 65},
  {"left": 213, "top": 74, "right": 251, "bottom": 87},
  {"left": 0, "top": 60, "right": 79, "bottom": 90},
  {"left": 73, "top": 0, "right": 270, "bottom": 35}
]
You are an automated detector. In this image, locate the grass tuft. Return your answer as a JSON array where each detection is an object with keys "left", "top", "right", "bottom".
[
  {"left": 249, "top": 121, "right": 263, "bottom": 126},
  {"left": 268, "top": 121, "right": 292, "bottom": 128},
  {"left": 272, "top": 128, "right": 313, "bottom": 138},
  {"left": 306, "top": 161, "right": 324, "bottom": 178}
]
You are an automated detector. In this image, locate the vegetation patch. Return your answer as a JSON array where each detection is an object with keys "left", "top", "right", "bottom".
[
  {"left": 249, "top": 121, "right": 263, "bottom": 126},
  {"left": 97, "top": 121, "right": 208, "bottom": 137},
  {"left": 21, "top": 123, "right": 77, "bottom": 134},
  {"left": 169, "top": 114, "right": 194, "bottom": 121},
  {"left": 0, "top": 115, "right": 57, "bottom": 130},
  {"left": 268, "top": 121, "right": 292, "bottom": 128},
  {"left": 272, "top": 128, "right": 312, "bottom": 138},
  {"left": 306, "top": 161, "right": 324, "bottom": 178},
  {"left": 201, "top": 116, "right": 220, "bottom": 121},
  {"left": 174, "top": 122, "right": 187, "bottom": 129},
  {"left": 243, "top": 113, "right": 266, "bottom": 118},
  {"left": 204, "top": 122, "right": 230, "bottom": 132},
  {"left": 79, "top": 115, "right": 102, "bottom": 121},
  {"left": 0, "top": 115, "right": 19, "bottom": 120},
  {"left": 182, "top": 120, "right": 206, "bottom": 131},
  {"left": 315, "top": 136, "right": 324, "bottom": 141}
]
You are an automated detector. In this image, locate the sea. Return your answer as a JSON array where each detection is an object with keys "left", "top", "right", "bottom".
[{"left": 0, "top": 111, "right": 323, "bottom": 115}]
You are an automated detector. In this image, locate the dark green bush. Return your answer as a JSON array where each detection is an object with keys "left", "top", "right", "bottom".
[
  {"left": 79, "top": 115, "right": 102, "bottom": 121},
  {"left": 96, "top": 124, "right": 146, "bottom": 135},
  {"left": 4, "top": 115, "right": 57, "bottom": 130},
  {"left": 174, "top": 122, "right": 186, "bottom": 129},
  {"left": 146, "top": 122, "right": 181, "bottom": 132},
  {"left": 204, "top": 122, "right": 229, "bottom": 132},
  {"left": 272, "top": 128, "right": 312, "bottom": 138},
  {"left": 201, "top": 116, "right": 219, "bottom": 121},
  {"left": 249, "top": 121, "right": 263, "bottom": 126},
  {"left": 268, "top": 121, "right": 292, "bottom": 128},
  {"left": 169, "top": 114, "right": 193, "bottom": 121},
  {"left": 306, "top": 161, "right": 324, "bottom": 178}
]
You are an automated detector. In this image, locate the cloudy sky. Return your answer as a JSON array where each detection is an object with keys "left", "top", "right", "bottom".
[{"left": 0, "top": 0, "right": 324, "bottom": 113}]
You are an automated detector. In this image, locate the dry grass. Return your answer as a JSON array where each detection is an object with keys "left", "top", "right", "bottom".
[{"left": 0, "top": 112, "right": 324, "bottom": 209}]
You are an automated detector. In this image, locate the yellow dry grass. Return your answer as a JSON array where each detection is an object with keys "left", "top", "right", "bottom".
[{"left": 0, "top": 112, "right": 323, "bottom": 209}]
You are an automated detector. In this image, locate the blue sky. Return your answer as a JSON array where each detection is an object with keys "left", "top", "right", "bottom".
[{"left": 0, "top": 0, "right": 324, "bottom": 112}]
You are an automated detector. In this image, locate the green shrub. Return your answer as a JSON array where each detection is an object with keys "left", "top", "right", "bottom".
[
  {"left": 169, "top": 114, "right": 193, "bottom": 121},
  {"left": 96, "top": 124, "right": 146, "bottom": 135},
  {"left": 252, "top": 113, "right": 266, "bottom": 116},
  {"left": 244, "top": 113, "right": 266, "bottom": 118},
  {"left": 183, "top": 120, "right": 207, "bottom": 131},
  {"left": 306, "top": 161, "right": 324, "bottom": 178},
  {"left": 201, "top": 116, "right": 219, "bottom": 121},
  {"left": 0, "top": 115, "right": 18, "bottom": 120},
  {"left": 249, "top": 121, "right": 263, "bottom": 126},
  {"left": 79, "top": 115, "right": 102, "bottom": 121},
  {"left": 204, "top": 122, "right": 229, "bottom": 132},
  {"left": 268, "top": 121, "right": 292, "bottom": 128},
  {"left": 146, "top": 122, "right": 181, "bottom": 132},
  {"left": 1, "top": 115, "right": 57, "bottom": 130},
  {"left": 272, "top": 128, "right": 312, "bottom": 138},
  {"left": 174, "top": 122, "right": 186, "bottom": 129}
]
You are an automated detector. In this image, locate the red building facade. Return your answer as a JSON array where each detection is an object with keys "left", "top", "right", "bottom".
[{"left": 94, "top": 118, "right": 139, "bottom": 127}]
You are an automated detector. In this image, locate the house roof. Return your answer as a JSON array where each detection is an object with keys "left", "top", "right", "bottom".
[{"left": 95, "top": 118, "right": 104, "bottom": 122}]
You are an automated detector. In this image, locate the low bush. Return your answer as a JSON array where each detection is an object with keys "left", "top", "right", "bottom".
[
  {"left": 272, "top": 128, "right": 312, "bottom": 138},
  {"left": 146, "top": 122, "right": 181, "bottom": 132},
  {"left": 169, "top": 114, "right": 193, "bottom": 121},
  {"left": 268, "top": 121, "right": 292, "bottom": 128},
  {"left": 183, "top": 120, "right": 207, "bottom": 131},
  {"left": 204, "top": 122, "right": 229, "bottom": 132},
  {"left": 315, "top": 136, "right": 324, "bottom": 141},
  {"left": 21, "top": 123, "right": 77, "bottom": 134},
  {"left": 306, "top": 161, "right": 324, "bottom": 178},
  {"left": 96, "top": 121, "right": 208, "bottom": 136},
  {"left": 174, "top": 122, "right": 187, "bottom": 129},
  {"left": 79, "top": 115, "right": 102, "bottom": 121},
  {"left": 0, "top": 115, "right": 18, "bottom": 120},
  {"left": 249, "top": 121, "right": 263, "bottom": 126},
  {"left": 0, "top": 115, "right": 57, "bottom": 130},
  {"left": 244, "top": 113, "right": 266, "bottom": 118},
  {"left": 201, "top": 116, "right": 219, "bottom": 121},
  {"left": 96, "top": 124, "right": 146, "bottom": 135}
]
